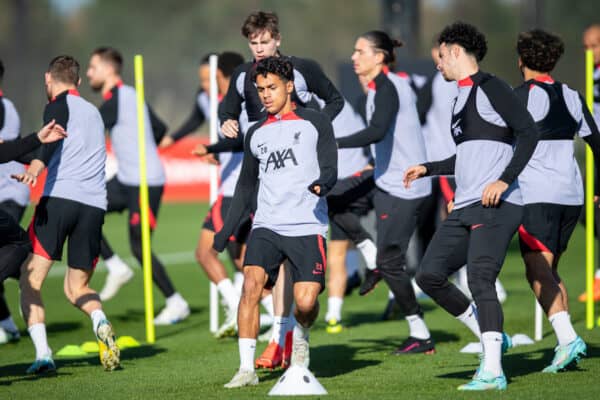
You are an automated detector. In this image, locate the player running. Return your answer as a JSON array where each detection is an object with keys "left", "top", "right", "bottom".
[
  {"left": 336, "top": 30, "right": 435, "bottom": 354},
  {"left": 214, "top": 56, "right": 337, "bottom": 388},
  {"left": 515, "top": 29, "right": 600, "bottom": 372},
  {"left": 86, "top": 47, "right": 190, "bottom": 324},
  {"left": 16, "top": 55, "right": 119, "bottom": 374}
]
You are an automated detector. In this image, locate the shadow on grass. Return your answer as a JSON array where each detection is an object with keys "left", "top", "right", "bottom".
[
  {"left": 257, "top": 343, "right": 381, "bottom": 383},
  {"left": 112, "top": 306, "right": 205, "bottom": 324},
  {"left": 46, "top": 321, "right": 83, "bottom": 334},
  {"left": 350, "top": 329, "right": 460, "bottom": 354},
  {"left": 435, "top": 343, "right": 600, "bottom": 381},
  {"left": 156, "top": 319, "right": 204, "bottom": 340},
  {"left": 344, "top": 302, "right": 437, "bottom": 327},
  {"left": 0, "top": 345, "right": 166, "bottom": 386}
]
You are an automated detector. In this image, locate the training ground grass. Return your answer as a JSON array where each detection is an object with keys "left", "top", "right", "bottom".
[{"left": 1, "top": 202, "right": 599, "bottom": 399}]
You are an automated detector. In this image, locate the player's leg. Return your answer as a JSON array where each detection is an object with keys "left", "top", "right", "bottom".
[
  {"left": 324, "top": 218, "right": 350, "bottom": 333},
  {"left": 372, "top": 189, "right": 433, "bottom": 354},
  {"left": 459, "top": 202, "right": 522, "bottom": 390},
  {"left": 415, "top": 211, "right": 478, "bottom": 339},
  {"left": 20, "top": 254, "right": 55, "bottom": 373},
  {"left": 256, "top": 262, "right": 293, "bottom": 369},
  {"left": 0, "top": 203, "right": 27, "bottom": 342},
  {"left": 99, "top": 178, "right": 133, "bottom": 301},
  {"left": 196, "top": 197, "right": 241, "bottom": 337},
  {"left": 19, "top": 197, "right": 69, "bottom": 374},
  {"left": 225, "top": 228, "right": 281, "bottom": 388},
  {"left": 285, "top": 234, "right": 327, "bottom": 369},
  {"left": 520, "top": 204, "right": 585, "bottom": 372},
  {"left": 66, "top": 201, "right": 119, "bottom": 370},
  {"left": 126, "top": 185, "right": 189, "bottom": 325}
]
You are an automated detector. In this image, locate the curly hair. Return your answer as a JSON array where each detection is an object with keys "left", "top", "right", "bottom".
[
  {"left": 437, "top": 22, "right": 487, "bottom": 62},
  {"left": 253, "top": 56, "right": 294, "bottom": 83},
  {"left": 242, "top": 11, "right": 280, "bottom": 39},
  {"left": 517, "top": 29, "right": 564, "bottom": 73}
]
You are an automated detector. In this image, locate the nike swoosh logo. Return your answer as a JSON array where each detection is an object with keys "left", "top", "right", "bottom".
[{"left": 452, "top": 118, "right": 462, "bottom": 130}]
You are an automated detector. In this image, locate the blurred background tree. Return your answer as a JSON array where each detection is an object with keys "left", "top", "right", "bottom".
[{"left": 0, "top": 0, "right": 597, "bottom": 135}]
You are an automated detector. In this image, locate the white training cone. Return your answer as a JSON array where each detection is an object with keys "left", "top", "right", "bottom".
[{"left": 268, "top": 365, "right": 327, "bottom": 396}]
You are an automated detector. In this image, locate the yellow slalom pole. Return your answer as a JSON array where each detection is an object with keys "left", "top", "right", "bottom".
[
  {"left": 585, "top": 49, "right": 595, "bottom": 330},
  {"left": 134, "top": 55, "right": 155, "bottom": 343}
]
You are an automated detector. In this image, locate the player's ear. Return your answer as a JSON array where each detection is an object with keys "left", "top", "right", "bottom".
[
  {"left": 286, "top": 80, "right": 294, "bottom": 94},
  {"left": 77, "top": 77, "right": 82, "bottom": 87}
]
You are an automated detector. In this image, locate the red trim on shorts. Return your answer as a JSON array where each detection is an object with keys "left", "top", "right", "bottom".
[
  {"left": 27, "top": 218, "right": 52, "bottom": 260},
  {"left": 317, "top": 235, "right": 327, "bottom": 273},
  {"left": 439, "top": 176, "right": 455, "bottom": 203},
  {"left": 92, "top": 257, "right": 99, "bottom": 269},
  {"left": 213, "top": 195, "right": 224, "bottom": 232},
  {"left": 518, "top": 224, "right": 551, "bottom": 253}
]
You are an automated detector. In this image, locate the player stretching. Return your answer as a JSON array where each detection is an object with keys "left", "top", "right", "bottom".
[
  {"left": 17, "top": 55, "right": 119, "bottom": 373},
  {"left": 405, "top": 22, "right": 539, "bottom": 390},
  {"left": 214, "top": 57, "right": 337, "bottom": 388}
]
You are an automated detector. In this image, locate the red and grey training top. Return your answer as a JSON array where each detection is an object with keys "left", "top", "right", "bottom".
[
  {"left": 0, "top": 92, "right": 29, "bottom": 206},
  {"left": 337, "top": 67, "right": 431, "bottom": 199},
  {"left": 213, "top": 106, "right": 337, "bottom": 249},
  {"left": 423, "top": 71, "right": 539, "bottom": 210},
  {"left": 37, "top": 89, "right": 107, "bottom": 210},
  {"left": 515, "top": 75, "right": 600, "bottom": 205},
  {"left": 100, "top": 82, "right": 166, "bottom": 186}
]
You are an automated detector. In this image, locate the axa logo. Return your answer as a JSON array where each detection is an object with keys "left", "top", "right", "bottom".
[
  {"left": 265, "top": 148, "right": 298, "bottom": 171},
  {"left": 451, "top": 118, "right": 462, "bottom": 137}
]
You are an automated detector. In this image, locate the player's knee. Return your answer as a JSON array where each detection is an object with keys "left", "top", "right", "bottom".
[
  {"left": 467, "top": 268, "right": 497, "bottom": 302},
  {"left": 376, "top": 245, "right": 404, "bottom": 268},
  {"left": 295, "top": 295, "right": 318, "bottom": 315},
  {"left": 241, "top": 276, "right": 263, "bottom": 302}
]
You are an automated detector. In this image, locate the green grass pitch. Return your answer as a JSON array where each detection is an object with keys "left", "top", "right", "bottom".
[{"left": 1, "top": 202, "right": 599, "bottom": 399}]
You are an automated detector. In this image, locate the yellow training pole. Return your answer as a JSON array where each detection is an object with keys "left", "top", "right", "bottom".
[
  {"left": 585, "top": 49, "right": 595, "bottom": 330},
  {"left": 134, "top": 55, "right": 155, "bottom": 343}
]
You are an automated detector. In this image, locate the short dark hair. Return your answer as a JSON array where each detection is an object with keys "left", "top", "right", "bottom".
[
  {"left": 438, "top": 22, "right": 487, "bottom": 62},
  {"left": 0, "top": 59, "right": 4, "bottom": 83},
  {"left": 241, "top": 11, "right": 280, "bottom": 39},
  {"left": 360, "top": 30, "right": 403, "bottom": 66},
  {"left": 253, "top": 56, "right": 294, "bottom": 83},
  {"left": 218, "top": 52, "right": 245, "bottom": 78},
  {"left": 48, "top": 55, "right": 80, "bottom": 85},
  {"left": 517, "top": 29, "right": 564, "bottom": 73},
  {"left": 92, "top": 47, "right": 123, "bottom": 73}
]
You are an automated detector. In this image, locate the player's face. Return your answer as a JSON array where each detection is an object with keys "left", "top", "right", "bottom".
[
  {"left": 352, "top": 37, "right": 380, "bottom": 77},
  {"left": 583, "top": 28, "right": 600, "bottom": 64},
  {"left": 86, "top": 55, "right": 108, "bottom": 91},
  {"left": 437, "top": 43, "right": 458, "bottom": 81},
  {"left": 198, "top": 64, "right": 210, "bottom": 94},
  {"left": 255, "top": 73, "right": 293, "bottom": 115},
  {"left": 248, "top": 31, "right": 280, "bottom": 61}
]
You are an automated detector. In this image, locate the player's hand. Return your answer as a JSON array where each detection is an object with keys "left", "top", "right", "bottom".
[
  {"left": 403, "top": 165, "right": 427, "bottom": 188},
  {"left": 37, "top": 120, "right": 67, "bottom": 143},
  {"left": 309, "top": 184, "right": 322, "bottom": 196},
  {"left": 192, "top": 144, "right": 209, "bottom": 157},
  {"left": 202, "top": 153, "right": 220, "bottom": 165},
  {"left": 213, "top": 232, "right": 227, "bottom": 253},
  {"left": 221, "top": 119, "right": 239, "bottom": 138},
  {"left": 447, "top": 199, "right": 454, "bottom": 214},
  {"left": 159, "top": 135, "right": 175, "bottom": 148},
  {"left": 11, "top": 171, "right": 37, "bottom": 186},
  {"left": 481, "top": 180, "right": 509, "bottom": 207}
]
